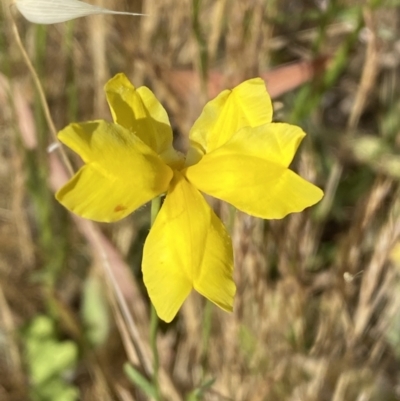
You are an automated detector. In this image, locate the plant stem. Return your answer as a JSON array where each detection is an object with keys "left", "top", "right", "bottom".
[{"left": 150, "top": 197, "right": 162, "bottom": 400}]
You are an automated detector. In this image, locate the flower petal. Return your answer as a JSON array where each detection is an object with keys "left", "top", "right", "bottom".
[
  {"left": 207, "top": 123, "right": 306, "bottom": 168},
  {"left": 56, "top": 121, "right": 172, "bottom": 222},
  {"left": 15, "top": 0, "right": 143, "bottom": 25},
  {"left": 185, "top": 126, "right": 323, "bottom": 219},
  {"left": 143, "top": 172, "right": 235, "bottom": 323},
  {"left": 104, "top": 73, "right": 181, "bottom": 167},
  {"left": 188, "top": 78, "right": 273, "bottom": 155}
]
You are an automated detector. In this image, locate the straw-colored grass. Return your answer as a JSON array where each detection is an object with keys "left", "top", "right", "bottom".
[{"left": 1, "top": 0, "right": 400, "bottom": 400}]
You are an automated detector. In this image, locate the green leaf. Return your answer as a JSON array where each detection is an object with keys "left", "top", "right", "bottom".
[
  {"left": 81, "top": 274, "right": 110, "bottom": 347},
  {"left": 186, "top": 378, "right": 216, "bottom": 401},
  {"left": 124, "top": 363, "right": 158, "bottom": 399},
  {"left": 23, "top": 316, "right": 79, "bottom": 401}
]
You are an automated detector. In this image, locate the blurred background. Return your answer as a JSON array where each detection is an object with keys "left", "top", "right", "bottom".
[{"left": 1, "top": 0, "right": 400, "bottom": 400}]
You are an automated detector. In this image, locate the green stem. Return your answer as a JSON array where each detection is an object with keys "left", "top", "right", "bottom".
[
  {"left": 150, "top": 197, "right": 162, "bottom": 400},
  {"left": 192, "top": 0, "right": 208, "bottom": 94},
  {"left": 151, "top": 197, "right": 161, "bottom": 226},
  {"left": 200, "top": 300, "right": 212, "bottom": 370}
]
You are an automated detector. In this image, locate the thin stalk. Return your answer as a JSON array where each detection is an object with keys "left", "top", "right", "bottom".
[
  {"left": 200, "top": 300, "right": 212, "bottom": 369},
  {"left": 64, "top": 21, "right": 78, "bottom": 123},
  {"left": 192, "top": 0, "right": 208, "bottom": 97},
  {"left": 10, "top": 12, "right": 73, "bottom": 177},
  {"left": 150, "top": 197, "right": 162, "bottom": 400}
]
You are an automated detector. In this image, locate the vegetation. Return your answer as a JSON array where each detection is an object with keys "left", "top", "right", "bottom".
[{"left": 1, "top": 0, "right": 400, "bottom": 400}]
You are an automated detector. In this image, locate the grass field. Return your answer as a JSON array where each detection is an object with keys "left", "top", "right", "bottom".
[{"left": 1, "top": 0, "right": 400, "bottom": 400}]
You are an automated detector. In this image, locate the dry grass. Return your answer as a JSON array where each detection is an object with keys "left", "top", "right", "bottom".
[{"left": 1, "top": 0, "right": 400, "bottom": 400}]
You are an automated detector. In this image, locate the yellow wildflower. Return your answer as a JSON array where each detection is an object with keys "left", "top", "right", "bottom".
[{"left": 56, "top": 73, "right": 323, "bottom": 322}]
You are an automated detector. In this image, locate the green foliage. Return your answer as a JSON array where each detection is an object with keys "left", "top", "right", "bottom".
[
  {"left": 124, "top": 363, "right": 159, "bottom": 399},
  {"left": 239, "top": 325, "right": 257, "bottom": 362},
  {"left": 23, "top": 316, "right": 79, "bottom": 401},
  {"left": 185, "top": 378, "right": 216, "bottom": 401},
  {"left": 81, "top": 274, "right": 110, "bottom": 347}
]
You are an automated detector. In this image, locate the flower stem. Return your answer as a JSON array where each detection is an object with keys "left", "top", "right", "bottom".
[
  {"left": 151, "top": 196, "right": 161, "bottom": 226},
  {"left": 201, "top": 299, "right": 212, "bottom": 369},
  {"left": 150, "top": 196, "right": 162, "bottom": 400}
]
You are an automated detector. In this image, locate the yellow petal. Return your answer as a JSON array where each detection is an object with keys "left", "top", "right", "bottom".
[
  {"left": 185, "top": 127, "right": 323, "bottom": 219},
  {"left": 56, "top": 121, "right": 172, "bottom": 222},
  {"left": 142, "top": 172, "right": 235, "bottom": 323},
  {"left": 219, "top": 123, "right": 306, "bottom": 168},
  {"left": 188, "top": 78, "right": 273, "bottom": 156},
  {"left": 105, "top": 73, "right": 181, "bottom": 166}
]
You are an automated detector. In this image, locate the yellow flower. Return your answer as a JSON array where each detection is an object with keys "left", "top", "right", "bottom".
[{"left": 56, "top": 73, "right": 323, "bottom": 322}]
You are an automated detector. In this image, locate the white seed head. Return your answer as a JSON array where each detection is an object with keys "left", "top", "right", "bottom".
[{"left": 15, "top": 0, "right": 144, "bottom": 24}]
